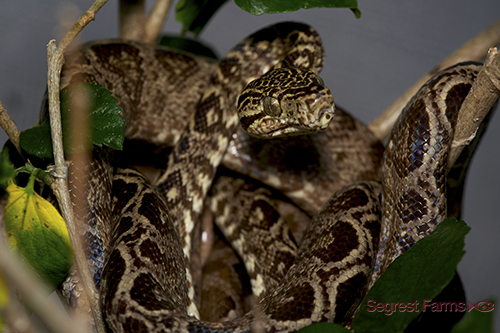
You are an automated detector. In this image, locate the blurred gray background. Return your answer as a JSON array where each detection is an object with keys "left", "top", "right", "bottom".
[{"left": 1, "top": 0, "right": 499, "bottom": 330}]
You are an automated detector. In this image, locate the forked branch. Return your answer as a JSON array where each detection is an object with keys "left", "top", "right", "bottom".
[{"left": 46, "top": 1, "right": 108, "bottom": 332}]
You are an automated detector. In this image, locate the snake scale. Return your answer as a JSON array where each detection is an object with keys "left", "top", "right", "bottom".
[{"left": 55, "top": 22, "right": 488, "bottom": 332}]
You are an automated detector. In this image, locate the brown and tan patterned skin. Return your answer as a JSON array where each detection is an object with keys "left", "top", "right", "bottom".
[
  {"left": 223, "top": 107, "right": 384, "bottom": 215},
  {"left": 200, "top": 237, "right": 251, "bottom": 322},
  {"left": 61, "top": 41, "right": 217, "bottom": 146},
  {"left": 208, "top": 172, "right": 299, "bottom": 302},
  {"left": 373, "top": 63, "right": 481, "bottom": 281},
  {"left": 55, "top": 21, "right": 486, "bottom": 332},
  {"left": 96, "top": 22, "right": 337, "bottom": 331}
]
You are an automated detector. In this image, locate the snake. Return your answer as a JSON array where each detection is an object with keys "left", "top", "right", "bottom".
[{"left": 54, "top": 22, "right": 488, "bottom": 332}]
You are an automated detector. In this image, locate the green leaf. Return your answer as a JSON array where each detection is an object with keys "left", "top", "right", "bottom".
[
  {"left": 158, "top": 35, "right": 218, "bottom": 59},
  {"left": 176, "top": 0, "right": 229, "bottom": 35},
  {"left": 351, "top": 218, "right": 470, "bottom": 333},
  {"left": 18, "top": 122, "right": 52, "bottom": 159},
  {"left": 233, "top": 0, "right": 360, "bottom": 17},
  {"left": 19, "top": 83, "right": 125, "bottom": 159},
  {"left": 4, "top": 175, "right": 73, "bottom": 286},
  {"left": 297, "top": 322, "right": 351, "bottom": 333},
  {"left": 451, "top": 299, "right": 495, "bottom": 333},
  {"left": 85, "top": 83, "right": 126, "bottom": 150}
]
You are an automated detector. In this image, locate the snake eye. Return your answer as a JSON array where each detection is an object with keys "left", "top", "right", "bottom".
[{"left": 262, "top": 96, "right": 282, "bottom": 117}]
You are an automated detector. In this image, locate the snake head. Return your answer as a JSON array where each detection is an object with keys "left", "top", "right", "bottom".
[{"left": 237, "top": 67, "right": 335, "bottom": 138}]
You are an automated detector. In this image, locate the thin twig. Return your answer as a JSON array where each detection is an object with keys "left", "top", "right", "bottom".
[
  {"left": 119, "top": 0, "right": 146, "bottom": 41},
  {"left": 449, "top": 48, "right": 500, "bottom": 166},
  {"left": 0, "top": 246, "right": 83, "bottom": 333},
  {"left": 2, "top": 291, "right": 43, "bottom": 333},
  {"left": 0, "top": 101, "right": 21, "bottom": 155},
  {"left": 58, "top": 1, "right": 109, "bottom": 56},
  {"left": 46, "top": 1, "right": 108, "bottom": 332},
  {"left": 145, "top": 0, "right": 173, "bottom": 43},
  {"left": 65, "top": 82, "right": 95, "bottom": 329},
  {"left": 369, "top": 19, "right": 500, "bottom": 141},
  {"left": 0, "top": 202, "right": 40, "bottom": 333}
]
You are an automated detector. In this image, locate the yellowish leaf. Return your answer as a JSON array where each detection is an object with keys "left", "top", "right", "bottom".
[{"left": 4, "top": 176, "right": 73, "bottom": 286}]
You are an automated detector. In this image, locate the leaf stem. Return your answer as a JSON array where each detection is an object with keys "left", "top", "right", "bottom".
[
  {"left": 24, "top": 172, "right": 36, "bottom": 196},
  {"left": 15, "top": 163, "right": 53, "bottom": 187}
]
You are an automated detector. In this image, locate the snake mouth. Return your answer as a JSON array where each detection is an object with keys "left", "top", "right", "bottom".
[
  {"left": 261, "top": 121, "right": 290, "bottom": 137},
  {"left": 267, "top": 127, "right": 292, "bottom": 137},
  {"left": 266, "top": 124, "right": 315, "bottom": 137},
  {"left": 260, "top": 110, "right": 334, "bottom": 137},
  {"left": 246, "top": 118, "right": 288, "bottom": 138}
]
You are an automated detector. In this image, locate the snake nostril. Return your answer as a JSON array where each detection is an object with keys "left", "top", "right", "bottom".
[{"left": 319, "top": 108, "right": 333, "bottom": 120}]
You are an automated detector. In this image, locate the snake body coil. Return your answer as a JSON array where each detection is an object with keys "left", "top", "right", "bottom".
[{"left": 57, "top": 22, "right": 487, "bottom": 332}]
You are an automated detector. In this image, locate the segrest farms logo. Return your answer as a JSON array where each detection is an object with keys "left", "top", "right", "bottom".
[{"left": 366, "top": 299, "right": 494, "bottom": 316}]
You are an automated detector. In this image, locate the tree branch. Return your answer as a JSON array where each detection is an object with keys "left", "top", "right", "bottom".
[
  {"left": 145, "top": 0, "right": 173, "bottom": 43},
  {"left": 449, "top": 48, "right": 500, "bottom": 166},
  {"left": 57, "top": 1, "right": 109, "bottom": 55},
  {"left": 369, "top": 19, "right": 500, "bottom": 141},
  {"left": 2, "top": 295, "right": 42, "bottom": 333},
  {"left": 46, "top": 1, "right": 108, "bottom": 332},
  {"left": 0, "top": 101, "right": 21, "bottom": 155},
  {"left": 119, "top": 0, "right": 146, "bottom": 41}
]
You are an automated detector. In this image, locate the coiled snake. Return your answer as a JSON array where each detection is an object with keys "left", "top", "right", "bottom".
[{"left": 58, "top": 22, "right": 486, "bottom": 332}]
